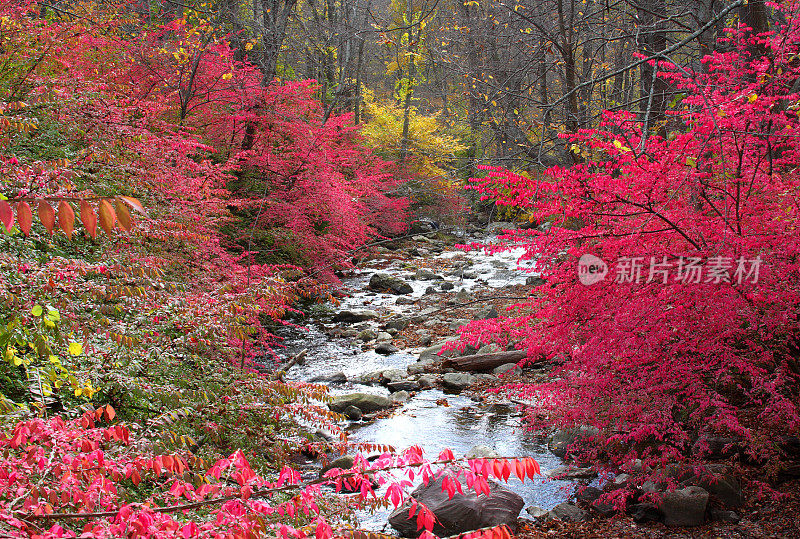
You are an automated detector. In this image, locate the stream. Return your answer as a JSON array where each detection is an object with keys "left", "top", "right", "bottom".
[{"left": 278, "top": 228, "right": 578, "bottom": 532}]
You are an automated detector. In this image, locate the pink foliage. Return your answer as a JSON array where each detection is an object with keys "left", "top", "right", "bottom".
[{"left": 464, "top": 5, "right": 800, "bottom": 478}]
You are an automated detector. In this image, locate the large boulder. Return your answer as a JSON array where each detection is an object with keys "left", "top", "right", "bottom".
[
  {"left": 388, "top": 470, "right": 524, "bottom": 537},
  {"left": 658, "top": 486, "right": 709, "bottom": 527},
  {"left": 369, "top": 273, "right": 413, "bottom": 295},
  {"left": 328, "top": 393, "right": 393, "bottom": 414},
  {"left": 548, "top": 426, "right": 600, "bottom": 458},
  {"left": 696, "top": 467, "right": 744, "bottom": 508}
]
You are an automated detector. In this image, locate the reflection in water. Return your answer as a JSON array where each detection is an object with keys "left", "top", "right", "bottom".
[{"left": 349, "top": 390, "right": 573, "bottom": 531}]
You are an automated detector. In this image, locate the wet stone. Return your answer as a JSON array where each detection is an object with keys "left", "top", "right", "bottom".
[
  {"left": 342, "top": 405, "right": 362, "bottom": 421},
  {"left": 388, "top": 380, "right": 420, "bottom": 392}
]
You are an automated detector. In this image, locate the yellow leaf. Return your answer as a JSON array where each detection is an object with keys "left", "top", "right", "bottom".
[
  {"left": 74, "top": 388, "right": 82, "bottom": 397},
  {"left": 68, "top": 342, "right": 83, "bottom": 356},
  {"left": 748, "top": 93, "right": 758, "bottom": 103},
  {"left": 244, "top": 42, "right": 254, "bottom": 51},
  {"left": 222, "top": 73, "right": 232, "bottom": 80}
]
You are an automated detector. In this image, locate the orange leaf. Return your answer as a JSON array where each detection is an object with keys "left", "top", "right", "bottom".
[
  {"left": 98, "top": 199, "right": 115, "bottom": 236},
  {"left": 0, "top": 200, "right": 13, "bottom": 232},
  {"left": 118, "top": 195, "right": 145, "bottom": 214},
  {"left": 115, "top": 197, "right": 131, "bottom": 231},
  {"left": 58, "top": 200, "right": 75, "bottom": 239},
  {"left": 37, "top": 201, "right": 55, "bottom": 235},
  {"left": 105, "top": 404, "right": 116, "bottom": 422},
  {"left": 17, "top": 202, "right": 32, "bottom": 235},
  {"left": 80, "top": 200, "right": 97, "bottom": 239}
]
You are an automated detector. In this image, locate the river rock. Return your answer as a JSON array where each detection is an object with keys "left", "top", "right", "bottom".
[
  {"left": 407, "top": 360, "right": 437, "bottom": 375},
  {"left": 658, "top": 486, "right": 709, "bottom": 527},
  {"left": 419, "top": 340, "right": 460, "bottom": 362},
  {"left": 388, "top": 379, "right": 420, "bottom": 392},
  {"left": 476, "top": 373, "right": 499, "bottom": 384},
  {"left": 479, "top": 307, "right": 499, "bottom": 319},
  {"left": 381, "top": 369, "right": 406, "bottom": 384},
  {"left": 696, "top": 467, "right": 743, "bottom": 508},
  {"left": 442, "top": 372, "right": 475, "bottom": 391},
  {"left": 441, "top": 282, "right": 455, "bottom": 291},
  {"left": 576, "top": 486, "right": 615, "bottom": 516},
  {"left": 465, "top": 445, "right": 500, "bottom": 459},
  {"left": 526, "top": 276, "right": 546, "bottom": 287},
  {"left": 375, "top": 343, "right": 399, "bottom": 355},
  {"left": 369, "top": 273, "right": 413, "bottom": 295},
  {"left": 415, "top": 268, "right": 441, "bottom": 280},
  {"left": 385, "top": 318, "right": 409, "bottom": 331},
  {"left": 357, "top": 329, "right": 377, "bottom": 341},
  {"left": 546, "top": 465, "right": 596, "bottom": 480},
  {"left": 320, "top": 455, "right": 355, "bottom": 476},
  {"left": 630, "top": 503, "right": 661, "bottom": 523},
  {"left": 309, "top": 371, "right": 348, "bottom": 383},
  {"left": 449, "top": 319, "right": 470, "bottom": 331},
  {"left": 412, "top": 234, "right": 436, "bottom": 244},
  {"left": 396, "top": 296, "right": 415, "bottom": 305},
  {"left": 417, "top": 374, "right": 437, "bottom": 388},
  {"left": 391, "top": 391, "right": 410, "bottom": 404},
  {"left": 334, "top": 309, "right": 380, "bottom": 323},
  {"left": 493, "top": 363, "right": 522, "bottom": 376},
  {"left": 388, "top": 470, "right": 524, "bottom": 537},
  {"left": 548, "top": 425, "right": 600, "bottom": 458},
  {"left": 526, "top": 506, "right": 548, "bottom": 518},
  {"left": 329, "top": 393, "right": 393, "bottom": 414},
  {"left": 342, "top": 405, "right": 362, "bottom": 421},
  {"left": 546, "top": 502, "right": 588, "bottom": 522},
  {"left": 455, "top": 289, "right": 471, "bottom": 303}
]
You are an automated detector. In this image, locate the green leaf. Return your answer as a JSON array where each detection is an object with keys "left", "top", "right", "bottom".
[{"left": 31, "top": 305, "right": 43, "bottom": 317}]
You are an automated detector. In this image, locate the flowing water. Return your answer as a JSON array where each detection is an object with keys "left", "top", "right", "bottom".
[{"left": 278, "top": 232, "right": 576, "bottom": 530}]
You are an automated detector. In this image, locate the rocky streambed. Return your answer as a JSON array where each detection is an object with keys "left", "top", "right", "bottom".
[
  {"left": 273, "top": 224, "right": 748, "bottom": 535},
  {"left": 273, "top": 224, "right": 592, "bottom": 534}
]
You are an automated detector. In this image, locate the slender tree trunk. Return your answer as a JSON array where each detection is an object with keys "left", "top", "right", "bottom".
[{"left": 399, "top": 0, "right": 416, "bottom": 165}]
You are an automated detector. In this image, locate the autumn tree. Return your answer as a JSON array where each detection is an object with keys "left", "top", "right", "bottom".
[{"left": 462, "top": 0, "right": 800, "bottom": 492}]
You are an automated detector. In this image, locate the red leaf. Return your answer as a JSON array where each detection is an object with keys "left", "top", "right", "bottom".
[
  {"left": 17, "top": 202, "right": 32, "bottom": 235},
  {"left": 58, "top": 200, "right": 75, "bottom": 239},
  {"left": 37, "top": 201, "right": 55, "bottom": 235},
  {"left": 80, "top": 200, "right": 97, "bottom": 239},
  {"left": 0, "top": 200, "right": 13, "bottom": 232},
  {"left": 514, "top": 459, "right": 525, "bottom": 481},
  {"left": 492, "top": 459, "right": 503, "bottom": 480}
]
